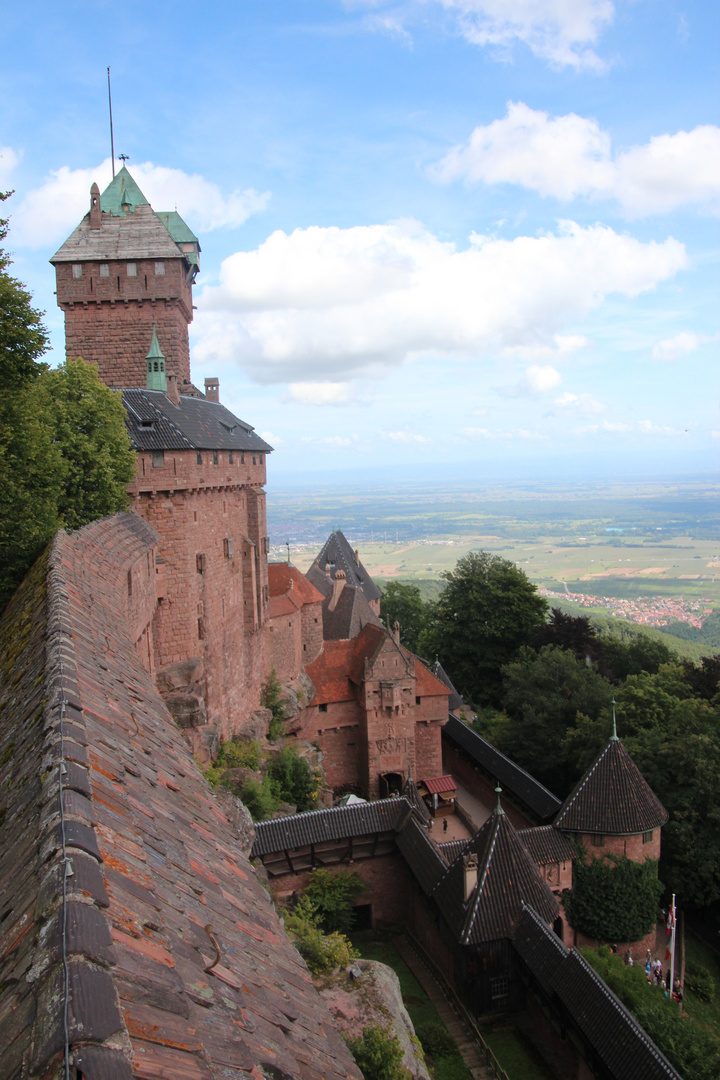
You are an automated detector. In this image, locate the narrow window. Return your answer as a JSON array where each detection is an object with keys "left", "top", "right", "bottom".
[
  {"left": 72, "top": 264, "right": 82, "bottom": 279},
  {"left": 127, "top": 262, "right": 137, "bottom": 277},
  {"left": 196, "top": 451, "right": 202, "bottom": 465},
  {"left": 303, "top": 643, "right": 307, "bottom": 652},
  {"left": 196, "top": 553, "right": 206, "bottom": 574},
  {"left": 127, "top": 569, "right": 132, "bottom": 597},
  {"left": 228, "top": 451, "right": 234, "bottom": 464},
  {"left": 213, "top": 450, "right": 218, "bottom": 465},
  {"left": 591, "top": 834, "right": 605, "bottom": 848},
  {"left": 240, "top": 451, "right": 245, "bottom": 464},
  {"left": 224, "top": 538, "right": 233, "bottom": 559},
  {"left": 151, "top": 450, "right": 165, "bottom": 468},
  {"left": 99, "top": 263, "right": 109, "bottom": 278},
  {"left": 197, "top": 618, "right": 205, "bottom": 640},
  {"left": 252, "top": 454, "right": 256, "bottom": 465},
  {"left": 193, "top": 511, "right": 197, "bottom": 522},
  {"left": 643, "top": 830, "right": 654, "bottom": 844},
  {"left": 415, "top": 696, "right": 421, "bottom": 705},
  {"left": 155, "top": 261, "right": 165, "bottom": 275},
  {"left": 259, "top": 453, "right": 264, "bottom": 464}
]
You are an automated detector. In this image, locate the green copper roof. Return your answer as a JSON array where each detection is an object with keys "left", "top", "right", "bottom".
[
  {"left": 145, "top": 326, "right": 167, "bottom": 392},
  {"left": 100, "top": 167, "right": 150, "bottom": 216},
  {"left": 156, "top": 210, "right": 199, "bottom": 246}
]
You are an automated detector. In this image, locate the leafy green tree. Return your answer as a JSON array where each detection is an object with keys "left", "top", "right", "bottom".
[
  {"left": 599, "top": 633, "right": 678, "bottom": 682},
  {"left": 564, "top": 854, "right": 663, "bottom": 943},
  {"left": 418, "top": 551, "right": 547, "bottom": 707},
  {"left": 531, "top": 607, "right": 599, "bottom": 659},
  {"left": 284, "top": 895, "right": 359, "bottom": 974},
  {"left": 268, "top": 745, "right": 316, "bottom": 812},
  {"left": 379, "top": 581, "right": 426, "bottom": 652},
  {"left": 260, "top": 668, "right": 286, "bottom": 739},
  {"left": 36, "top": 358, "right": 136, "bottom": 530},
  {"left": 499, "top": 645, "right": 613, "bottom": 794},
  {"left": 302, "top": 867, "right": 365, "bottom": 933},
  {"left": 344, "top": 1024, "right": 407, "bottom": 1080}
]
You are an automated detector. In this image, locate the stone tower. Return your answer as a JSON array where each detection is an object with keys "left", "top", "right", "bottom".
[{"left": 50, "top": 167, "right": 199, "bottom": 389}]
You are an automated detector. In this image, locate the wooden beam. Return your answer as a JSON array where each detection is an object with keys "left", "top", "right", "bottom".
[{"left": 284, "top": 850, "right": 295, "bottom": 873}]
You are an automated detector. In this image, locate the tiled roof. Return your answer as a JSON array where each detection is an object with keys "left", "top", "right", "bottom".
[
  {"left": 432, "top": 808, "right": 559, "bottom": 945},
  {"left": 395, "top": 816, "right": 448, "bottom": 896},
  {"left": 438, "top": 838, "right": 469, "bottom": 864},
  {"left": 443, "top": 716, "right": 561, "bottom": 823},
  {"left": 402, "top": 776, "right": 432, "bottom": 826},
  {"left": 517, "top": 825, "right": 577, "bottom": 866},
  {"left": 251, "top": 798, "right": 412, "bottom": 857},
  {"left": 513, "top": 906, "right": 682, "bottom": 1080},
  {"left": 554, "top": 738, "right": 668, "bottom": 835},
  {"left": 122, "top": 388, "right": 273, "bottom": 453},
  {"left": 429, "top": 660, "right": 463, "bottom": 711},
  {"left": 305, "top": 638, "right": 360, "bottom": 704},
  {"left": 0, "top": 515, "right": 360, "bottom": 1080},
  {"left": 268, "top": 563, "right": 324, "bottom": 607},
  {"left": 419, "top": 775, "right": 457, "bottom": 795},
  {"left": 321, "top": 584, "right": 382, "bottom": 641},
  {"left": 306, "top": 531, "right": 382, "bottom": 605},
  {"left": 415, "top": 658, "right": 453, "bottom": 699},
  {"left": 51, "top": 203, "right": 185, "bottom": 263}
]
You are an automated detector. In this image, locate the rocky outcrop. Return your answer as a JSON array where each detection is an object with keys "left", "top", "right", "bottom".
[{"left": 317, "top": 960, "right": 431, "bottom": 1080}]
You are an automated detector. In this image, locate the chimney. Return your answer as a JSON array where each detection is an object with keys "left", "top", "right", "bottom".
[
  {"left": 90, "top": 182, "right": 101, "bottom": 229},
  {"left": 354, "top": 549, "right": 360, "bottom": 566},
  {"left": 463, "top": 852, "right": 479, "bottom": 902},
  {"left": 205, "top": 377, "right": 220, "bottom": 403},
  {"left": 324, "top": 562, "right": 332, "bottom": 578},
  {"left": 393, "top": 620, "right": 401, "bottom": 644},
  {"left": 328, "top": 569, "right": 346, "bottom": 612},
  {"left": 166, "top": 373, "right": 180, "bottom": 406}
]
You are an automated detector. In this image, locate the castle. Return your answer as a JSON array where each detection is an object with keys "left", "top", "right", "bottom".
[{"left": 0, "top": 167, "right": 680, "bottom": 1080}]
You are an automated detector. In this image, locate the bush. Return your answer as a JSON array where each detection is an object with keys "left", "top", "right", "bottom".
[
  {"left": 284, "top": 896, "right": 358, "bottom": 974},
  {"left": 237, "top": 776, "right": 279, "bottom": 821},
  {"left": 261, "top": 669, "right": 286, "bottom": 740},
  {"left": 685, "top": 961, "right": 716, "bottom": 1003},
  {"left": 268, "top": 745, "right": 316, "bottom": 812},
  {"left": 564, "top": 854, "right": 663, "bottom": 943},
  {"left": 217, "top": 737, "right": 261, "bottom": 771},
  {"left": 344, "top": 1023, "right": 408, "bottom": 1080},
  {"left": 303, "top": 867, "right": 365, "bottom": 934},
  {"left": 415, "top": 1021, "right": 456, "bottom": 1059}
]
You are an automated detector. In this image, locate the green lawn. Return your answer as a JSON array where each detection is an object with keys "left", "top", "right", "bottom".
[
  {"left": 683, "top": 930, "right": 720, "bottom": 1037},
  {"left": 482, "top": 1025, "right": 557, "bottom": 1080}
]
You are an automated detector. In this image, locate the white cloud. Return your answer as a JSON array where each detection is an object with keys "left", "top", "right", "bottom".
[
  {"left": 651, "top": 331, "right": 719, "bottom": 362},
  {"left": 260, "top": 431, "right": 285, "bottom": 446},
  {"left": 300, "top": 435, "right": 354, "bottom": 447},
  {"left": 194, "top": 218, "right": 687, "bottom": 384},
  {"left": 436, "top": 0, "right": 614, "bottom": 70},
  {"left": 10, "top": 157, "right": 269, "bottom": 248},
  {"left": 460, "top": 425, "right": 543, "bottom": 440},
  {"left": 551, "top": 391, "right": 607, "bottom": 416},
  {"left": 432, "top": 102, "right": 720, "bottom": 216},
  {"left": 0, "top": 146, "right": 21, "bottom": 180},
  {"left": 384, "top": 430, "right": 431, "bottom": 443},
  {"left": 286, "top": 381, "right": 352, "bottom": 405},
  {"left": 496, "top": 363, "right": 562, "bottom": 397}
]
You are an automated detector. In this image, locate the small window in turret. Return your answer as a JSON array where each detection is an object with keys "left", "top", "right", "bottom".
[
  {"left": 127, "top": 263, "right": 137, "bottom": 277},
  {"left": 100, "top": 263, "right": 109, "bottom": 278},
  {"left": 155, "top": 261, "right": 165, "bottom": 275},
  {"left": 72, "top": 264, "right": 82, "bottom": 279}
]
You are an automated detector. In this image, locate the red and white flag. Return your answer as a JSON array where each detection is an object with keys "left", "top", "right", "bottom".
[{"left": 665, "top": 899, "right": 676, "bottom": 962}]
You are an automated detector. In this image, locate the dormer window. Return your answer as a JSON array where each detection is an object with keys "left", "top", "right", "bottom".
[
  {"left": 100, "top": 263, "right": 109, "bottom": 278},
  {"left": 127, "top": 263, "right": 137, "bottom": 277},
  {"left": 139, "top": 420, "right": 156, "bottom": 431},
  {"left": 183, "top": 242, "right": 195, "bottom": 252},
  {"left": 72, "top": 264, "right": 82, "bottom": 279},
  {"left": 155, "top": 261, "right": 165, "bottom": 275}
]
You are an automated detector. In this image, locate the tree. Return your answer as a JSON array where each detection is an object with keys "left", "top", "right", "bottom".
[
  {"left": 267, "top": 745, "right": 316, "bottom": 812},
  {"left": 302, "top": 867, "right": 365, "bottom": 933},
  {"left": 379, "top": 581, "right": 426, "bottom": 652},
  {"left": 531, "top": 607, "right": 599, "bottom": 659},
  {"left": 418, "top": 551, "right": 547, "bottom": 707},
  {"left": 499, "top": 645, "right": 613, "bottom": 794},
  {"left": 37, "top": 358, "right": 136, "bottom": 530}
]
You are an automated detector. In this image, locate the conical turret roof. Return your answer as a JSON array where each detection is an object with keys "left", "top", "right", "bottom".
[
  {"left": 432, "top": 801, "right": 559, "bottom": 945},
  {"left": 554, "top": 738, "right": 668, "bottom": 835}
]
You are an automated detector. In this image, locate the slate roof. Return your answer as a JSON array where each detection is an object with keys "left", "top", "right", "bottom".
[
  {"left": 443, "top": 716, "right": 561, "bottom": 823},
  {"left": 51, "top": 167, "right": 200, "bottom": 268},
  {"left": 402, "top": 776, "right": 432, "bottom": 826},
  {"left": 429, "top": 660, "right": 463, "bottom": 712},
  {"left": 321, "top": 583, "right": 382, "bottom": 641},
  {"left": 0, "top": 514, "right": 360, "bottom": 1080},
  {"left": 251, "top": 798, "right": 412, "bottom": 857},
  {"left": 306, "top": 531, "right": 382, "bottom": 606},
  {"left": 514, "top": 908, "right": 681, "bottom": 1080},
  {"left": 517, "top": 825, "right": 577, "bottom": 867},
  {"left": 554, "top": 737, "right": 668, "bottom": 835},
  {"left": 122, "top": 388, "right": 273, "bottom": 453},
  {"left": 432, "top": 807, "right": 560, "bottom": 945},
  {"left": 438, "top": 838, "right": 469, "bottom": 864},
  {"left": 395, "top": 816, "right": 448, "bottom": 896}
]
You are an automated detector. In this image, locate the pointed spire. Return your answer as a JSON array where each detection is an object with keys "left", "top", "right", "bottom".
[
  {"left": 146, "top": 325, "right": 167, "bottom": 391},
  {"left": 494, "top": 785, "right": 504, "bottom": 816},
  {"left": 611, "top": 699, "right": 618, "bottom": 741}
]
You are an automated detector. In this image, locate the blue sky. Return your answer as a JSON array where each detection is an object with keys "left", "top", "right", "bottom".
[{"left": 2, "top": 0, "right": 718, "bottom": 480}]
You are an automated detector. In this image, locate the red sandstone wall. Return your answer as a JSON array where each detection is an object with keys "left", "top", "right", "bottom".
[
  {"left": 414, "top": 720, "right": 443, "bottom": 780},
  {"left": 268, "top": 608, "right": 303, "bottom": 683},
  {"left": 301, "top": 601, "right": 324, "bottom": 664},
  {"left": 55, "top": 258, "right": 192, "bottom": 387},
  {"left": 578, "top": 830, "right": 661, "bottom": 863},
  {"left": 270, "top": 854, "right": 410, "bottom": 928}
]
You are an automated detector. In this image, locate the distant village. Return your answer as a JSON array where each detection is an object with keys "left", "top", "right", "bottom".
[{"left": 539, "top": 588, "right": 713, "bottom": 630}]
